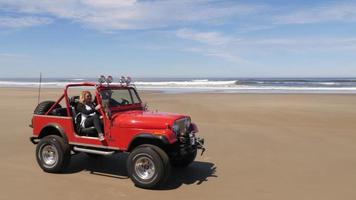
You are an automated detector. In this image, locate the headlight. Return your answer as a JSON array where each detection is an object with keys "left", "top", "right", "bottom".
[
  {"left": 172, "top": 122, "right": 179, "bottom": 136},
  {"left": 185, "top": 117, "right": 191, "bottom": 129},
  {"left": 172, "top": 117, "right": 191, "bottom": 137}
]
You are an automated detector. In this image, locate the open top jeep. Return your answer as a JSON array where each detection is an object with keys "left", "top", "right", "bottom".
[{"left": 30, "top": 76, "right": 205, "bottom": 189}]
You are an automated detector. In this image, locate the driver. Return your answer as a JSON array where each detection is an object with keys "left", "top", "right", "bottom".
[{"left": 77, "top": 91, "right": 105, "bottom": 141}]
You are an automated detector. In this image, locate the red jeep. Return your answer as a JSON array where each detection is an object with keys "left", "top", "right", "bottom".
[{"left": 30, "top": 76, "right": 204, "bottom": 189}]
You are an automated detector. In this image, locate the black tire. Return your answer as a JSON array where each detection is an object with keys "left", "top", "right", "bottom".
[
  {"left": 36, "top": 135, "right": 71, "bottom": 173},
  {"left": 34, "top": 101, "right": 60, "bottom": 115},
  {"left": 140, "top": 144, "right": 171, "bottom": 183},
  {"left": 127, "top": 145, "right": 170, "bottom": 189},
  {"left": 85, "top": 153, "right": 101, "bottom": 158},
  {"left": 170, "top": 150, "right": 197, "bottom": 168}
]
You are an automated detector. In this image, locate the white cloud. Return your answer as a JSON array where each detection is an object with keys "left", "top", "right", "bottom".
[
  {"left": 0, "top": 0, "right": 263, "bottom": 31},
  {"left": 1, "top": 1, "right": 356, "bottom": 31},
  {"left": 175, "top": 29, "right": 245, "bottom": 63},
  {"left": 0, "top": 16, "right": 52, "bottom": 28},
  {"left": 82, "top": 0, "right": 136, "bottom": 8},
  {"left": 243, "top": 37, "right": 356, "bottom": 51},
  {"left": 275, "top": 3, "right": 356, "bottom": 24},
  {"left": 0, "top": 53, "right": 29, "bottom": 63},
  {"left": 178, "top": 30, "right": 356, "bottom": 51},
  {"left": 176, "top": 28, "right": 236, "bottom": 46},
  {"left": 174, "top": 27, "right": 356, "bottom": 63},
  {"left": 183, "top": 47, "right": 245, "bottom": 63},
  {"left": 1, "top": 1, "right": 356, "bottom": 65}
]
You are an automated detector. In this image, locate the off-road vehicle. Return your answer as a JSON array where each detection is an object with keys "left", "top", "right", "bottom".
[{"left": 30, "top": 76, "right": 205, "bottom": 189}]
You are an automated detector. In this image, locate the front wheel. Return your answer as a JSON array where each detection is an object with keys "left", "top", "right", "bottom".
[
  {"left": 170, "top": 150, "right": 197, "bottom": 168},
  {"left": 36, "top": 135, "right": 71, "bottom": 173},
  {"left": 127, "top": 145, "right": 170, "bottom": 189}
]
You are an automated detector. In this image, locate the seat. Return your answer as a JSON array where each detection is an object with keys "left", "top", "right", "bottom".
[
  {"left": 69, "top": 96, "right": 79, "bottom": 118},
  {"left": 70, "top": 96, "right": 97, "bottom": 137},
  {"left": 74, "top": 113, "right": 98, "bottom": 137},
  {"left": 51, "top": 107, "right": 68, "bottom": 116}
]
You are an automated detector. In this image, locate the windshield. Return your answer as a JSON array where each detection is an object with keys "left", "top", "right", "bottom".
[{"left": 100, "top": 88, "right": 141, "bottom": 107}]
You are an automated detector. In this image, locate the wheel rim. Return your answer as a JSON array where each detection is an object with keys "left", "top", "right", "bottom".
[
  {"left": 41, "top": 144, "right": 58, "bottom": 168},
  {"left": 134, "top": 155, "right": 156, "bottom": 180}
]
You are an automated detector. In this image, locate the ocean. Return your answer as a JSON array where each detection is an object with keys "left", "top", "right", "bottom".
[{"left": 1, "top": 77, "right": 356, "bottom": 93}]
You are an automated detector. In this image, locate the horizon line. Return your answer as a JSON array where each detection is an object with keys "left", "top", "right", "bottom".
[{"left": 1, "top": 76, "right": 356, "bottom": 79}]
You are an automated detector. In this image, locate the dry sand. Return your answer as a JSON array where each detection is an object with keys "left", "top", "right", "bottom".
[{"left": 1, "top": 88, "right": 356, "bottom": 200}]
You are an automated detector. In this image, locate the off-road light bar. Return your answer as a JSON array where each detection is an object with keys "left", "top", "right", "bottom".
[
  {"left": 120, "top": 76, "right": 132, "bottom": 85},
  {"left": 98, "top": 75, "right": 114, "bottom": 84},
  {"left": 98, "top": 75, "right": 106, "bottom": 84},
  {"left": 98, "top": 75, "right": 132, "bottom": 85},
  {"left": 106, "top": 75, "right": 113, "bottom": 83}
]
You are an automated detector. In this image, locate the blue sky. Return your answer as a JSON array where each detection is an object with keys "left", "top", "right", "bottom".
[{"left": 0, "top": 0, "right": 355, "bottom": 78}]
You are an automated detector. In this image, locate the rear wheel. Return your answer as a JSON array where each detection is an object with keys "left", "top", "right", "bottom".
[
  {"left": 34, "top": 101, "right": 60, "bottom": 115},
  {"left": 127, "top": 145, "right": 170, "bottom": 189},
  {"left": 36, "top": 135, "right": 70, "bottom": 173}
]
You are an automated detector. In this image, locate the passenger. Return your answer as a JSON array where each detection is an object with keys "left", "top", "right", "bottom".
[
  {"left": 100, "top": 90, "right": 112, "bottom": 118},
  {"left": 77, "top": 91, "right": 105, "bottom": 141}
]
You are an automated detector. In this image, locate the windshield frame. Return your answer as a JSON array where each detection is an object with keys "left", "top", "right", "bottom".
[{"left": 98, "top": 86, "right": 142, "bottom": 112}]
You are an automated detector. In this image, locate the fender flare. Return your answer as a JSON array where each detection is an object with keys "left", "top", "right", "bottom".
[
  {"left": 38, "top": 123, "right": 68, "bottom": 142},
  {"left": 127, "top": 133, "right": 169, "bottom": 152}
]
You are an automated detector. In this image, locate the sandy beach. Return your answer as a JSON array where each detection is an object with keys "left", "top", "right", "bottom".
[{"left": 1, "top": 87, "right": 356, "bottom": 200}]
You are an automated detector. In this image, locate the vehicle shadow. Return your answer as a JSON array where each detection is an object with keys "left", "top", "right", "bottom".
[
  {"left": 64, "top": 153, "right": 129, "bottom": 179},
  {"left": 64, "top": 153, "right": 217, "bottom": 189},
  {"left": 158, "top": 161, "right": 217, "bottom": 190}
]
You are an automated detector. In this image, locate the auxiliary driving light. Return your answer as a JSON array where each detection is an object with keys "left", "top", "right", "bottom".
[
  {"left": 120, "top": 76, "right": 132, "bottom": 85},
  {"left": 98, "top": 75, "right": 106, "bottom": 83},
  {"left": 106, "top": 75, "right": 113, "bottom": 83}
]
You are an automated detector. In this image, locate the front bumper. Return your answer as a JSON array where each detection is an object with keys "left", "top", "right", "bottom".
[
  {"left": 195, "top": 137, "right": 205, "bottom": 155},
  {"left": 176, "top": 132, "right": 205, "bottom": 156},
  {"left": 29, "top": 136, "right": 39, "bottom": 144}
]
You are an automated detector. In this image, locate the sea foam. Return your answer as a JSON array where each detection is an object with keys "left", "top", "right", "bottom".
[{"left": 1, "top": 78, "right": 356, "bottom": 93}]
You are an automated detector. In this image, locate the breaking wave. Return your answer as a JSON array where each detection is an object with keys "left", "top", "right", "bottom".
[{"left": 1, "top": 78, "right": 356, "bottom": 93}]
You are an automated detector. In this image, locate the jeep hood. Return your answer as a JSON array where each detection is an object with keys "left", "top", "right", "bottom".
[{"left": 112, "top": 110, "right": 187, "bottom": 129}]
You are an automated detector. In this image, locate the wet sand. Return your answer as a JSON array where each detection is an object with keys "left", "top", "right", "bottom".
[{"left": 1, "top": 88, "right": 356, "bottom": 200}]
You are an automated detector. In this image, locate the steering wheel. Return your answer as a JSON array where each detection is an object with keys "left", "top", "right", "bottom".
[
  {"left": 107, "top": 98, "right": 119, "bottom": 106},
  {"left": 120, "top": 98, "right": 130, "bottom": 105}
]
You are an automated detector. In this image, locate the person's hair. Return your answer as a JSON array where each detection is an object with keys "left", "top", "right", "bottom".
[{"left": 79, "top": 91, "right": 91, "bottom": 104}]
